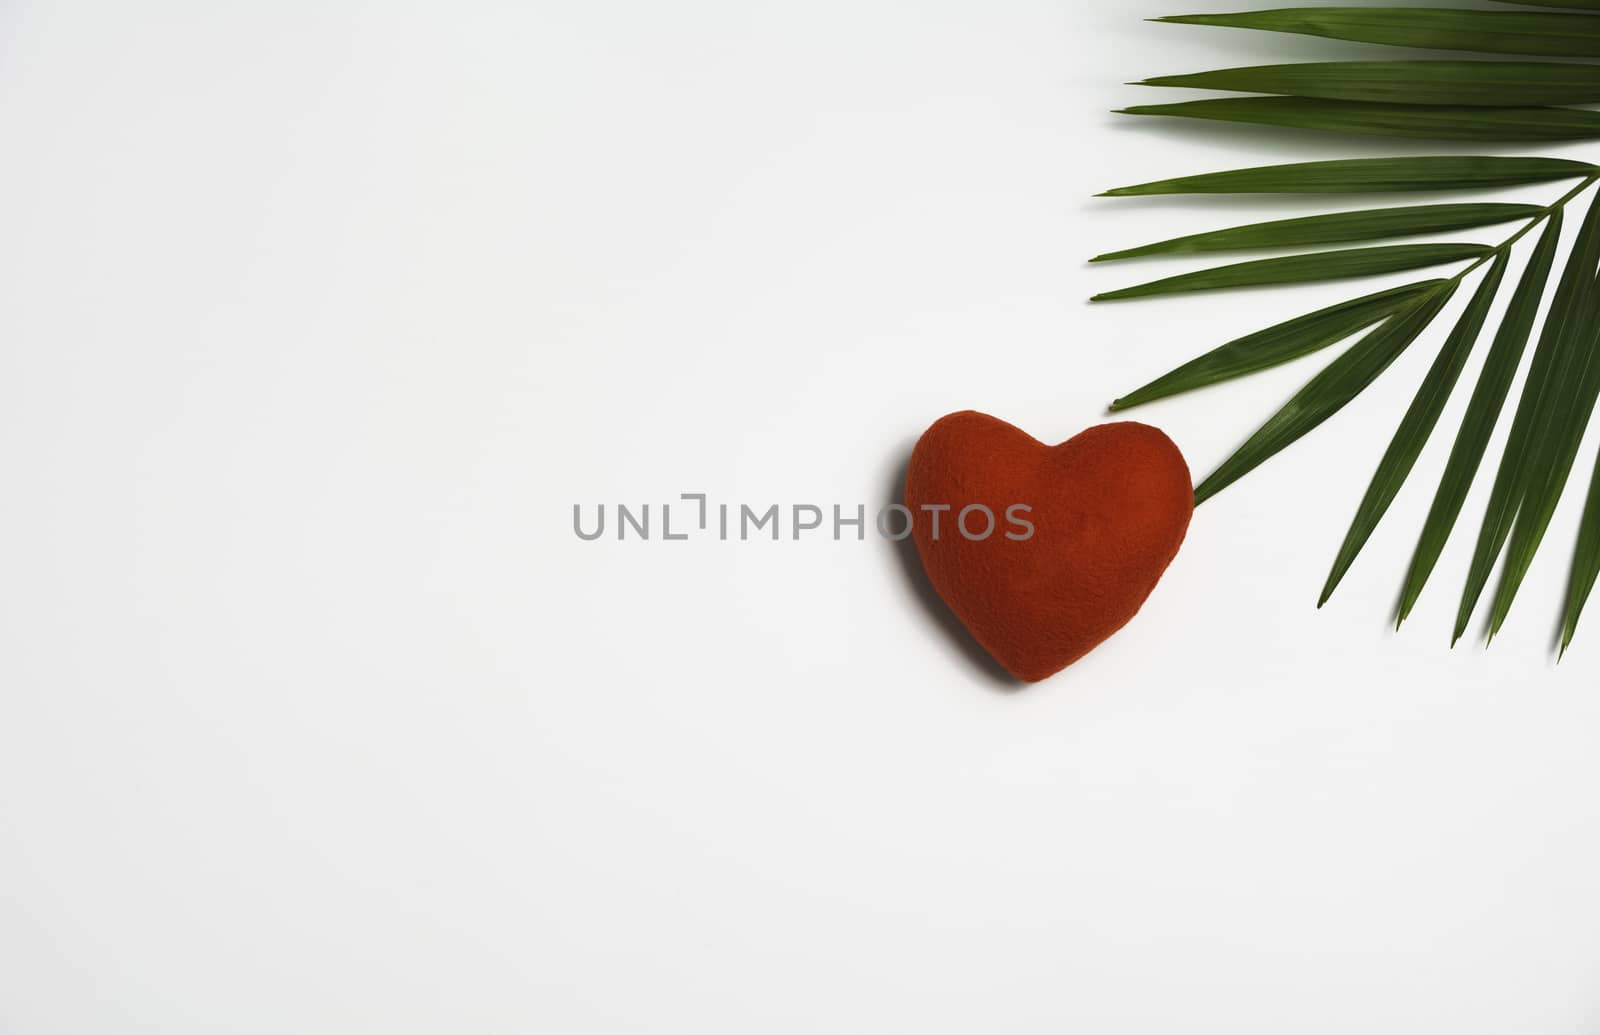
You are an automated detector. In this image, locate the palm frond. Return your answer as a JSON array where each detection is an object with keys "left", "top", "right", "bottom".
[
  {"left": 1093, "top": 243, "right": 1489, "bottom": 301},
  {"left": 1154, "top": 9, "right": 1600, "bottom": 57},
  {"left": 1136, "top": 62, "right": 1600, "bottom": 107},
  {"left": 1398, "top": 214, "right": 1563, "bottom": 626},
  {"left": 1100, "top": 156, "right": 1596, "bottom": 196},
  {"left": 1320, "top": 255, "right": 1507, "bottom": 608},
  {"left": 1117, "top": 96, "right": 1600, "bottom": 142},
  {"left": 1111, "top": 282, "right": 1444, "bottom": 409},
  {"left": 1092, "top": 204, "right": 1540, "bottom": 262},
  {"left": 1097, "top": 3, "right": 1600, "bottom": 653},
  {"left": 1192, "top": 285, "right": 1457, "bottom": 504}
]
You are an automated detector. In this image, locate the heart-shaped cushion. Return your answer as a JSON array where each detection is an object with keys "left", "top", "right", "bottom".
[{"left": 904, "top": 411, "right": 1192, "bottom": 682}]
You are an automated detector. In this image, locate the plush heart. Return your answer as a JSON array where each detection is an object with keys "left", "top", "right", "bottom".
[{"left": 904, "top": 411, "right": 1193, "bottom": 682}]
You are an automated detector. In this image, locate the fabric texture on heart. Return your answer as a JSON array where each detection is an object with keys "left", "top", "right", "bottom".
[{"left": 904, "top": 411, "right": 1193, "bottom": 682}]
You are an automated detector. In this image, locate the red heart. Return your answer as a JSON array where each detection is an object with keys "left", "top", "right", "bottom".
[{"left": 904, "top": 411, "right": 1193, "bottom": 682}]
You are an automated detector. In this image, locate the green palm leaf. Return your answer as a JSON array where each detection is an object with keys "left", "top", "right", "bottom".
[
  {"left": 1319, "top": 255, "right": 1507, "bottom": 607},
  {"left": 1455, "top": 195, "right": 1600, "bottom": 644},
  {"left": 1099, "top": 156, "right": 1596, "bottom": 196},
  {"left": 1092, "top": 204, "right": 1539, "bottom": 262},
  {"left": 1092, "top": 243, "right": 1488, "bottom": 301},
  {"left": 1398, "top": 213, "right": 1563, "bottom": 626},
  {"left": 1494, "top": 1, "right": 1600, "bottom": 10},
  {"left": 1118, "top": 97, "right": 1600, "bottom": 141},
  {"left": 1111, "top": 281, "right": 1443, "bottom": 409},
  {"left": 1136, "top": 61, "right": 1600, "bottom": 107},
  {"left": 1560, "top": 456, "right": 1600, "bottom": 654},
  {"left": 1194, "top": 285, "right": 1457, "bottom": 505},
  {"left": 1487, "top": 263, "right": 1600, "bottom": 637},
  {"left": 1156, "top": 9, "right": 1600, "bottom": 57}
]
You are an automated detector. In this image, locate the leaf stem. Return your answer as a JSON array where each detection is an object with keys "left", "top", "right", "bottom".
[{"left": 1452, "top": 174, "right": 1600, "bottom": 283}]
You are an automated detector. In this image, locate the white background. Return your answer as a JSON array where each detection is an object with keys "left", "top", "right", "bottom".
[{"left": 4, "top": 1, "right": 1600, "bottom": 1031}]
